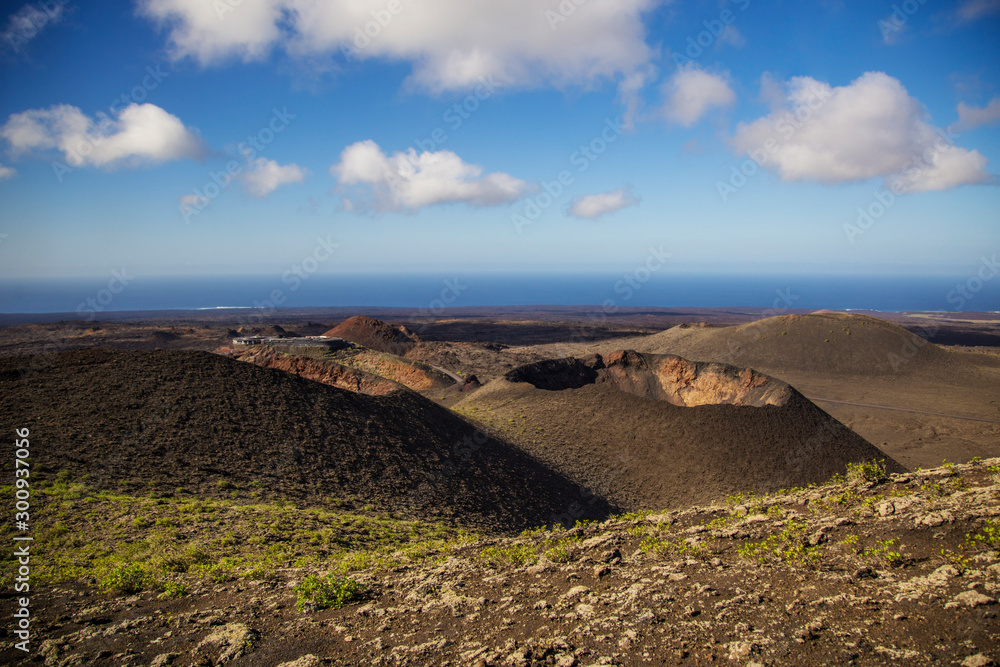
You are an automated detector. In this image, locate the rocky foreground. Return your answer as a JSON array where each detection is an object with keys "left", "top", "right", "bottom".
[{"left": 14, "top": 459, "right": 1000, "bottom": 667}]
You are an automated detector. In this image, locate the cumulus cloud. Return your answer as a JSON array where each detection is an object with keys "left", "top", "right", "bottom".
[
  {"left": 956, "top": 0, "right": 1000, "bottom": 22},
  {"left": 730, "top": 71, "right": 994, "bottom": 193},
  {"left": 952, "top": 97, "right": 1000, "bottom": 132},
  {"left": 239, "top": 157, "right": 307, "bottom": 197},
  {"left": 0, "top": 103, "right": 206, "bottom": 168},
  {"left": 568, "top": 188, "right": 638, "bottom": 219},
  {"left": 0, "top": 163, "right": 15, "bottom": 180},
  {"left": 2, "top": 2, "right": 66, "bottom": 54},
  {"left": 139, "top": 0, "right": 660, "bottom": 93},
  {"left": 331, "top": 139, "right": 528, "bottom": 212},
  {"left": 662, "top": 64, "right": 735, "bottom": 127}
]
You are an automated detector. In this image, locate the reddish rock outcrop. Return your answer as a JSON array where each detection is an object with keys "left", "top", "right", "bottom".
[
  {"left": 220, "top": 346, "right": 401, "bottom": 395},
  {"left": 322, "top": 316, "right": 420, "bottom": 354}
]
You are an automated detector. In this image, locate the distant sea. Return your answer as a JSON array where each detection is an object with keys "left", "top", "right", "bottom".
[{"left": 1, "top": 273, "right": 998, "bottom": 315}]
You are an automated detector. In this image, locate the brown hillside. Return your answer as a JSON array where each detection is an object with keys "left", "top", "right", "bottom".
[
  {"left": 0, "top": 349, "right": 610, "bottom": 531},
  {"left": 323, "top": 316, "right": 420, "bottom": 354},
  {"left": 457, "top": 351, "right": 902, "bottom": 511},
  {"left": 539, "top": 313, "right": 966, "bottom": 377},
  {"left": 219, "top": 345, "right": 402, "bottom": 395}
]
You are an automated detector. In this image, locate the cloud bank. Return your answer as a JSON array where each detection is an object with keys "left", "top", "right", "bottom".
[{"left": 139, "top": 0, "right": 661, "bottom": 93}]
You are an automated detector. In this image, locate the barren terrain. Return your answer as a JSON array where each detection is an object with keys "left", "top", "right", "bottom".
[{"left": 1, "top": 306, "right": 998, "bottom": 666}]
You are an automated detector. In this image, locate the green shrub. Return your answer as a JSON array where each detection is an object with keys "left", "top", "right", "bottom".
[
  {"left": 100, "top": 563, "right": 149, "bottom": 594},
  {"left": 846, "top": 459, "right": 887, "bottom": 486},
  {"left": 543, "top": 535, "right": 580, "bottom": 563},
  {"left": 294, "top": 574, "right": 366, "bottom": 612}
]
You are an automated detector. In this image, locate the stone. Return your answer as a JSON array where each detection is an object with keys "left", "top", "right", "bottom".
[{"left": 946, "top": 591, "right": 997, "bottom": 609}]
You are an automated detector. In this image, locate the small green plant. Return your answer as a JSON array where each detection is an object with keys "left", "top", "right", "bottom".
[
  {"left": 861, "top": 538, "right": 904, "bottom": 567},
  {"left": 294, "top": 574, "right": 366, "bottom": 612},
  {"left": 940, "top": 548, "right": 973, "bottom": 571},
  {"left": 542, "top": 535, "right": 581, "bottom": 564},
  {"left": 966, "top": 519, "right": 1000, "bottom": 549},
  {"left": 157, "top": 581, "right": 187, "bottom": 599},
  {"left": 846, "top": 459, "right": 887, "bottom": 486},
  {"left": 478, "top": 544, "right": 536, "bottom": 569},
  {"left": 737, "top": 521, "right": 821, "bottom": 568},
  {"left": 99, "top": 563, "right": 149, "bottom": 594}
]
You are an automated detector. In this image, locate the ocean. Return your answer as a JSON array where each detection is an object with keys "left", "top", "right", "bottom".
[{"left": 1, "top": 272, "right": 998, "bottom": 315}]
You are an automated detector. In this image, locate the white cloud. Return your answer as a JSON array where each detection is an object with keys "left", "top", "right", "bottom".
[
  {"left": 568, "top": 188, "right": 638, "bottom": 219},
  {"left": 617, "top": 65, "right": 656, "bottom": 131},
  {"left": 717, "top": 25, "right": 745, "bottom": 48},
  {"left": 138, "top": 0, "right": 661, "bottom": 93},
  {"left": 731, "top": 71, "right": 994, "bottom": 193},
  {"left": 331, "top": 139, "right": 528, "bottom": 212},
  {"left": 240, "top": 157, "right": 307, "bottom": 197},
  {"left": 956, "top": 0, "right": 1000, "bottom": 21},
  {"left": 878, "top": 16, "right": 906, "bottom": 45},
  {"left": 1, "top": 103, "right": 206, "bottom": 168},
  {"left": 662, "top": 64, "right": 735, "bottom": 127},
  {"left": 2, "top": 2, "right": 65, "bottom": 54},
  {"left": 758, "top": 72, "right": 785, "bottom": 109},
  {"left": 0, "top": 163, "right": 15, "bottom": 180},
  {"left": 953, "top": 97, "right": 1000, "bottom": 132},
  {"left": 178, "top": 193, "right": 208, "bottom": 207}
]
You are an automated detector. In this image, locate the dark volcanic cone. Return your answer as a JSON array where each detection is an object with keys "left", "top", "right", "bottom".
[
  {"left": 1, "top": 349, "right": 611, "bottom": 531},
  {"left": 458, "top": 350, "right": 904, "bottom": 511}
]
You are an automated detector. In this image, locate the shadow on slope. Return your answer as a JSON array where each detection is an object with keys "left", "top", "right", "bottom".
[
  {"left": 458, "top": 350, "right": 903, "bottom": 511},
  {"left": 0, "top": 349, "right": 611, "bottom": 532}
]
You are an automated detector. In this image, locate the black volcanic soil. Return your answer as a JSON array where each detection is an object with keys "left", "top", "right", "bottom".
[
  {"left": 456, "top": 351, "right": 902, "bottom": 512},
  {"left": 0, "top": 349, "right": 610, "bottom": 531}
]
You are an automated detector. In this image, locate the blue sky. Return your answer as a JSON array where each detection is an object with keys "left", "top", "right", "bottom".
[{"left": 0, "top": 0, "right": 998, "bottom": 283}]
